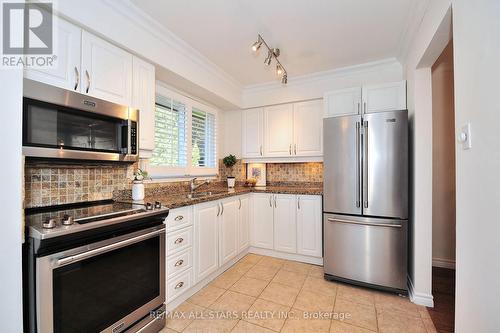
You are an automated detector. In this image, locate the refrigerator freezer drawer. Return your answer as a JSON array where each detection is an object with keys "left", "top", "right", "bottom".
[{"left": 323, "top": 214, "right": 407, "bottom": 291}]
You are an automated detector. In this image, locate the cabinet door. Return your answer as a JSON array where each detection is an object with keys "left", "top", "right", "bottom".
[
  {"left": 324, "top": 87, "right": 362, "bottom": 118},
  {"left": 219, "top": 198, "right": 239, "bottom": 266},
  {"left": 24, "top": 17, "right": 81, "bottom": 91},
  {"left": 293, "top": 100, "right": 323, "bottom": 156},
  {"left": 362, "top": 81, "right": 406, "bottom": 114},
  {"left": 81, "top": 31, "right": 133, "bottom": 105},
  {"left": 250, "top": 193, "right": 274, "bottom": 249},
  {"left": 273, "top": 194, "right": 297, "bottom": 254},
  {"left": 297, "top": 195, "right": 323, "bottom": 257},
  {"left": 238, "top": 196, "right": 250, "bottom": 252},
  {"left": 264, "top": 104, "right": 294, "bottom": 157},
  {"left": 242, "top": 108, "right": 264, "bottom": 158},
  {"left": 194, "top": 201, "right": 219, "bottom": 282},
  {"left": 132, "top": 56, "right": 156, "bottom": 154}
]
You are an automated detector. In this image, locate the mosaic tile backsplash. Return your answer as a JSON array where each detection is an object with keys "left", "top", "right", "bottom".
[{"left": 25, "top": 159, "right": 323, "bottom": 208}]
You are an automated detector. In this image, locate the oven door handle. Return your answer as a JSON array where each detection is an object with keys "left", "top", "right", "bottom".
[{"left": 56, "top": 229, "right": 164, "bottom": 267}]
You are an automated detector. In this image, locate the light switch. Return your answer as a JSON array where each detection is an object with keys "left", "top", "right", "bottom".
[{"left": 457, "top": 123, "right": 472, "bottom": 150}]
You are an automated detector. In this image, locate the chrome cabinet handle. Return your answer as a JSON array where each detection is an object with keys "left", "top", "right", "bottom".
[
  {"left": 217, "top": 203, "right": 220, "bottom": 216},
  {"left": 260, "top": 145, "right": 263, "bottom": 156},
  {"left": 269, "top": 195, "right": 272, "bottom": 207},
  {"left": 85, "top": 69, "right": 90, "bottom": 93},
  {"left": 363, "top": 121, "right": 369, "bottom": 208},
  {"left": 289, "top": 144, "right": 292, "bottom": 155},
  {"left": 297, "top": 197, "right": 300, "bottom": 210},
  {"left": 273, "top": 195, "right": 277, "bottom": 208},
  {"left": 294, "top": 144, "right": 297, "bottom": 155},
  {"left": 74, "top": 67, "right": 79, "bottom": 90},
  {"left": 174, "top": 237, "right": 184, "bottom": 244},
  {"left": 174, "top": 215, "right": 184, "bottom": 221},
  {"left": 174, "top": 259, "right": 184, "bottom": 267},
  {"left": 363, "top": 102, "right": 367, "bottom": 114},
  {"left": 355, "top": 122, "right": 361, "bottom": 208},
  {"left": 238, "top": 198, "right": 241, "bottom": 210},
  {"left": 175, "top": 281, "right": 184, "bottom": 289},
  {"left": 327, "top": 217, "right": 401, "bottom": 228},
  {"left": 357, "top": 102, "right": 360, "bottom": 115},
  {"left": 220, "top": 202, "right": 224, "bottom": 215}
]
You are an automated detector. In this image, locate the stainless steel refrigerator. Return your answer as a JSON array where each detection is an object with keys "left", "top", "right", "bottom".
[{"left": 323, "top": 109, "right": 408, "bottom": 293}]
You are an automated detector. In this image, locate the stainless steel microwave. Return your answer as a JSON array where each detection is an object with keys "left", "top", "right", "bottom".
[{"left": 22, "top": 79, "right": 139, "bottom": 162}]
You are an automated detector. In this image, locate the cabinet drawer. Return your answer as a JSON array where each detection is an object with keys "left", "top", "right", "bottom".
[
  {"left": 167, "top": 226, "right": 193, "bottom": 256},
  {"left": 167, "top": 268, "right": 193, "bottom": 303},
  {"left": 167, "top": 247, "right": 193, "bottom": 279},
  {"left": 165, "top": 207, "right": 192, "bottom": 232}
]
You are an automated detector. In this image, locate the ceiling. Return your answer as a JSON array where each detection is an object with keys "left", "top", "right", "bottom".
[{"left": 131, "top": 0, "right": 414, "bottom": 86}]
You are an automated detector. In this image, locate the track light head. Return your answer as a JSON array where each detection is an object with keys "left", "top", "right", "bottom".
[
  {"left": 264, "top": 51, "right": 272, "bottom": 65},
  {"left": 251, "top": 40, "right": 262, "bottom": 52},
  {"left": 276, "top": 64, "right": 283, "bottom": 76},
  {"left": 281, "top": 74, "right": 288, "bottom": 84}
]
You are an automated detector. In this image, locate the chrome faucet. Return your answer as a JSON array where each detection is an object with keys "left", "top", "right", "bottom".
[{"left": 189, "top": 177, "right": 211, "bottom": 192}]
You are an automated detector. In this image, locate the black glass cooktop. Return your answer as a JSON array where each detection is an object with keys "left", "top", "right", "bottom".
[{"left": 25, "top": 200, "right": 146, "bottom": 226}]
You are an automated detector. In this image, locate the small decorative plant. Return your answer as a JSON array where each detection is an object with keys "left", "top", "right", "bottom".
[
  {"left": 132, "top": 169, "right": 149, "bottom": 182},
  {"left": 222, "top": 154, "right": 237, "bottom": 168}
]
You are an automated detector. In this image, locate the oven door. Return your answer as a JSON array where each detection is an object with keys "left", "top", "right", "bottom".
[{"left": 36, "top": 225, "right": 165, "bottom": 333}]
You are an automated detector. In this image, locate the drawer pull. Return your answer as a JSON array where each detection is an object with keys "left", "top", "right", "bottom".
[
  {"left": 175, "top": 281, "right": 184, "bottom": 289},
  {"left": 174, "top": 259, "right": 184, "bottom": 267},
  {"left": 174, "top": 215, "right": 184, "bottom": 221},
  {"left": 174, "top": 237, "right": 184, "bottom": 244}
]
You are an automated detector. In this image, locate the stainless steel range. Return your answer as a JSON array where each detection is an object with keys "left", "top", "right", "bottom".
[{"left": 24, "top": 200, "right": 169, "bottom": 333}]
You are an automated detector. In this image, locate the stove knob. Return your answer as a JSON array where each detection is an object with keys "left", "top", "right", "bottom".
[
  {"left": 154, "top": 201, "right": 162, "bottom": 209},
  {"left": 146, "top": 202, "right": 153, "bottom": 210},
  {"left": 43, "top": 218, "right": 56, "bottom": 229},
  {"left": 62, "top": 214, "right": 74, "bottom": 225}
]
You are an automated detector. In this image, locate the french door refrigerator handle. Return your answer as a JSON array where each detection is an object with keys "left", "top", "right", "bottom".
[
  {"left": 327, "top": 217, "right": 401, "bottom": 228},
  {"left": 363, "top": 121, "right": 369, "bottom": 208},
  {"left": 355, "top": 122, "right": 361, "bottom": 208}
]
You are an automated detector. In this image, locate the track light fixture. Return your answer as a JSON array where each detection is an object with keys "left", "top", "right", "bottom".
[{"left": 251, "top": 34, "right": 288, "bottom": 84}]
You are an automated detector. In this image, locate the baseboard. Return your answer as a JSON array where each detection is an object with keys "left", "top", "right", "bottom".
[
  {"left": 248, "top": 247, "right": 323, "bottom": 265},
  {"left": 432, "top": 257, "right": 456, "bottom": 270},
  {"left": 407, "top": 276, "right": 434, "bottom": 307}
]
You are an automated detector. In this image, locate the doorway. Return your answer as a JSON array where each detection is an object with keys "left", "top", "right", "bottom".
[{"left": 430, "top": 40, "right": 456, "bottom": 333}]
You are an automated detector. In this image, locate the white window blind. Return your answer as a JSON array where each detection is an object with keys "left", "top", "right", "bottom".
[
  {"left": 191, "top": 107, "right": 216, "bottom": 168},
  {"left": 150, "top": 95, "right": 187, "bottom": 167}
]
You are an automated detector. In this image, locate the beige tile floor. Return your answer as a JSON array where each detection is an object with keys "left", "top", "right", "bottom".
[{"left": 160, "top": 254, "right": 436, "bottom": 333}]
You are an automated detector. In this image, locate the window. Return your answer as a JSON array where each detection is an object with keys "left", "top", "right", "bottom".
[{"left": 148, "top": 86, "right": 218, "bottom": 178}]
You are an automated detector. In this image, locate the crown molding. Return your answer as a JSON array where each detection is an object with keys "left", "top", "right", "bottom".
[
  {"left": 242, "top": 58, "right": 402, "bottom": 94},
  {"left": 102, "top": 0, "right": 243, "bottom": 92}
]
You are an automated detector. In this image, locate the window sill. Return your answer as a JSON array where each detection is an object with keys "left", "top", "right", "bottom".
[{"left": 146, "top": 175, "right": 218, "bottom": 183}]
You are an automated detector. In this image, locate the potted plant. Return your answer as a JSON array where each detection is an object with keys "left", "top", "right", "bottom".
[
  {"left": 222, "top": 154, "right": 237, "bottom": 188},
  {"left": 132, "top": 169, "right": 148, "bottom": 201}
]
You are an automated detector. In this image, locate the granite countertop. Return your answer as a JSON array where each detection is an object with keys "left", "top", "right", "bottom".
[{"left": 118, "top": 185, "right": 322, "bottom": 209}]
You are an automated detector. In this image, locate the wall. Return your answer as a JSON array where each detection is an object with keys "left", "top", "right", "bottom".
[
  {"left": 453, "top": 1, "right": 500, "bottom": 331},
  {"left": 402, "top": 0, "right": 452, "bottom": 306},
  {"left": 0, "top": 69, "right": 24, "bottom": 331},
  {"left": 431, "top": 41, "right": 456, "bottom": 268}
]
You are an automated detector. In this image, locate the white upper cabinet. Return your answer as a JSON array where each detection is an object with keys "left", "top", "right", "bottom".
[
  {"left": 324, "top": 87, "right": 362, "bottom": 118},
  {"left": 293, "top": 100, "right": 323, "bottom": 156},
  {"left": 251, "top": 193, "right": 274, "bottom": 250},
  {"left": 296, "top": 195, "right": 323, "bottom": 258},
  {"left": 238, "top": 196, "right": 250, "bottom": 252},
  {"left": 24, "top": 18, "right": 81, "bottom": 91},
  {"left": 132, "top": 56, "right": 156, "bottom": 154},
  {"left": 273, "top": 194, "right": 297, "bottom": 254},
  {"left": 324, "top": 81, "right": 407, "bottom": 117},
  {"left": 193, "top": 201, "right": 219, "bottom": 283},
  {"left": 219, "top": 198, "right": 239, "bottom": 266},
  {"left": 362, "top": 81, "right": 406, "bottom": 113},
  {"left": 242, "top": 108, "right": 264, "bottom": 158},
  {"left": 264, "top": 104, "right": 294, "bottom": 157},
  {"left": 81, "top": 31, "right": 133, "bottom": 106}
]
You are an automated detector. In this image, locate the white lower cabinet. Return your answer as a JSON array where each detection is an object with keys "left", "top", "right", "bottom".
[
  {"left": 193, "top": 201, "right": 219, "bottom": 283},
  {"left": 251, "top": 193, "right": 275, "bottom": 249},
  {"left": 296, "top": 195, "right": 323, "bottom": 257},
  {"left": 219, "top": 197, "right": 239, "bottom": 266},
  {"left": 273, "top": 194, "right": 297, "bottom": 254},
  {"left": 238, "top": 196, "right": 250, "bottom": 252}
]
